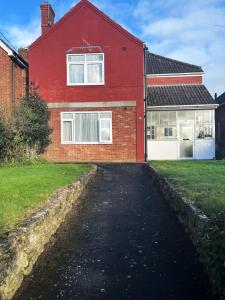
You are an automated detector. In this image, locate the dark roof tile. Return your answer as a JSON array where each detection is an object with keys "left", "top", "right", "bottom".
[
  {"left": 147, "top": 85, "right": 216, "bottom": 107},
  {"left": 146, "top": 52, "right": 203, "bottom": 75}
]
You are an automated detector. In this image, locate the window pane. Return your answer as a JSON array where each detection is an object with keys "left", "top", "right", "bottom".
[
  {"left": 68, "top": 55, "right": 85, "bottom": 62},
  {"left": 87, "top": 63, "right": 102, "bottom": 83},
  {"left": 100, "top": 119, "right": 111, "bottom": 142},
  {"left": 178, "top": 111, "right": 195, "bottom": 120},
  {"left": 62, "top": 113, "right": 73, "bottom": 120},
  {"left": 169, "top": 111, "right": 176, "bottom": 125},
  {"left": 75, "top": 113, "right": 98, "bottom": 142},
  {"left": 147, "top": 125, "right": 155, "bottom": 140},
  {"left": 100, "top": 112, "right": 111, "bottom": 119},
  {"left": 164, "top": 127, "right": 173, "bottom": 137},
  {"left": 150, "top": 112, "right": 160, "bottom": 125},
  {"left": 86, "top": 54, "right": 103, "bottom": 61},
  {"left": 69, "top": 64, "right": 84, "bottom": 84},
  {"left": 160, "top": 111, "right": 168, "bottom": 125},
  {"left": 63, "top": 121, "right": 72, "bottom": 142}
]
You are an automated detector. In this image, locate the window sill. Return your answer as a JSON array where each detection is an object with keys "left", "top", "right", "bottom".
[
  {"left": 67, "top": 83, "right": 105, "bottom": 87},
  {"left": 61, "top": 142, "right": 112, "bottom": 145}
]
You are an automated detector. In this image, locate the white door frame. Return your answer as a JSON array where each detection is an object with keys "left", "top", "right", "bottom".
[{"left": 178, "top": 120, "right": 195, "bottom": 159}]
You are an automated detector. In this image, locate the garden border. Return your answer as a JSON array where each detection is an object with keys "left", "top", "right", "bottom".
[
  {"left": 0, "top": 165, "right": 97, "bottom": 300},
  {"left": 145, "top": 164, "right": 225, "bottom": 299}
]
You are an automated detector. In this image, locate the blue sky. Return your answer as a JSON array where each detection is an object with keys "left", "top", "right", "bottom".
[{"left": 1, "top": 0, "right": 225, "bottom": 95}]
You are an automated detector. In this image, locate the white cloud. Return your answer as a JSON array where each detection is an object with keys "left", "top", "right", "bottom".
[
  {"left": 134, "top": 0, "right": 225, "bottom": 95},
  {"left": 1, "top": 18, "right": 41, "bottom": 48}
]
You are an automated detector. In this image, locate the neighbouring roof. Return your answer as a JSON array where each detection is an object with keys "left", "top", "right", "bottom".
[
  {"left": 0, "top": 39, "right": 28, "bottom": 68},
  {"left": 217, "top": 92, "right": 225, "bottom": 104},
  {"left": 146, "top": 52, "right": 203, "bottom": 75},
  {"left": 147, "top": 85, "right": 216, "bottom": 107}
]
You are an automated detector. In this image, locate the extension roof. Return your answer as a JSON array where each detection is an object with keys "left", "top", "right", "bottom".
[
  {"left": 146, "top": 52, "right": 203, "bottom": 75},
  {"left": 147, "top": 85, "right": 216, "bottom": 107}
]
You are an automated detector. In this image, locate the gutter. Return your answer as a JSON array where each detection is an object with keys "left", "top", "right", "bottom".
[
  {"left": 11, "top": 61, "right": 15, "bottom": 107},
  {"left": 144, "top": 43, "right": 148, "bottom": 162},
  {"left": 147, "top": 104, "right": 219, "bottom": 111}
]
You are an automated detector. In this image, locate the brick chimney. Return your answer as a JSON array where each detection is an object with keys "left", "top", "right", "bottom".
[{"left": 40, "top": 2, "right": 55, "bottom": 35}]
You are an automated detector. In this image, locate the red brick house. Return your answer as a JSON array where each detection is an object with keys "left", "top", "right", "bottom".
[
  {"left": 0, "top": 39, "right": 28, "bottom": 113},
  {"left": 29, "top": 0, "right": 145, "bottom": 163}
]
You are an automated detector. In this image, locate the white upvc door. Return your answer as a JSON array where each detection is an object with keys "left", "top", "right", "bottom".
[{"left": 178, "top": 120, "right": 194, "bottom": 159}]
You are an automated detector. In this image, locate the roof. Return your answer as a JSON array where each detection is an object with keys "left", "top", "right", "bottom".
[
  {"left": 217, "top": 92, "right": 225, "bottom": 104},
  {"left": 147, "top": 85, "right": 216, "bottom": 107},
  {"left": 0, "top": 39, "right": 28, "bottom": 68},
  {"left": 146, "top": 52, "right": 203, "bottom": 75},
  {"left": 30, "top": 0, "right": 144, "bottom": 50}
]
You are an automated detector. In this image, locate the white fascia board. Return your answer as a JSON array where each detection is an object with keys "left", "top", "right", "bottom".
[
  {"left": 147, "top": 104, "right": 218, "bottom": 110},
  {"left": 146, "top": 72, "right": 204, "bottom": 78},
  {"left": 0, "top": 40, "right": 14, "bottom": 56}
]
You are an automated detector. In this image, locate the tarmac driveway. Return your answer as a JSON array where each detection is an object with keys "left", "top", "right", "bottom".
[{"left": 14, "top": 164, "right": 214, "bottom": 300}]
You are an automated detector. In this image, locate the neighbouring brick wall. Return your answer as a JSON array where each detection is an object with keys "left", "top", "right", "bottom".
[
  {"left": 0, "top": 48, "right": 27, "bottom": 113},
  {"left": 14, "top": 64, "right": 27, "bottom": 105},
  {"left": 0, "top": 48, "right": 12, "bottom": 112},
  {"left": 43, "top": 106, "right": 137, "bottom": 162}
]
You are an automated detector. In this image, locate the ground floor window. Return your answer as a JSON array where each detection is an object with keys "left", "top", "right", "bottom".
[
  {"left": 147, "top": 111, "right": 176, "bottom": 140},
  {"left": 147, "top": 110, "right": 214, "bottom": 140},
  {"left": 61, "top": 111, "right": 112, "bottom": 144}
]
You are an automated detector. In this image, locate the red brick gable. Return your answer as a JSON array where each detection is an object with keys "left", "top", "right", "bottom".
[{"left": 30, "top": 0, "right": 143, "bottom": 50}]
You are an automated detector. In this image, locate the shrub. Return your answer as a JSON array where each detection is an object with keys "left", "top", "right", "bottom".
[
  {"left": 0, "top": 91, "right": 52, "bottom": 163},
  {"left": 13, "top": 91, "right": 52, "bottom": 153},
  {"left": 0, "top": 119, "right": 8, "bottom": 160}
]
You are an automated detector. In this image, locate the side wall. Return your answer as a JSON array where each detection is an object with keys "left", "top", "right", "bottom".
[
  {"left": 0, "top": 48, "right": 12, "bottom": 112},
  {"left": 0, "top": 48, "right": 27, "bottom": 112},
  {"left": 215, "top": 104, "right": 225, "bottom": 158},
  {"left": 44, "top": 106, "right": 137, "bottom": 162}
]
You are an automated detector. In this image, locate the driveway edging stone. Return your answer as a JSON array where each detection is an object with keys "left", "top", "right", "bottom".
[
  {"left": 0, "top": 164, "right": 97, "bottom": 300},
  {"left": 145, "top": 164, "right": 224, "bottom": 299}
]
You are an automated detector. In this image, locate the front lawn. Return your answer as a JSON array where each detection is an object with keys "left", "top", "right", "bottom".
[
  {"left": 0, "top": 163, "right": 90, "bottom": 232},
  {"left": 150, "top": 160, "right": 225, "bottom": 217}
]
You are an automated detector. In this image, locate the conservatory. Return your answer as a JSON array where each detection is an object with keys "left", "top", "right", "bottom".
[{"left": 147, "top": 109, "right": 216, "bottom": 160}]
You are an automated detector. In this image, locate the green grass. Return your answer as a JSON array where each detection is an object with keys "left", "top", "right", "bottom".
[
  {"left": 0, "top": 163, "right": 90, "bottom": 232},
  {"left": 150, "top": 160, "right": 225, "bottom": 217}
]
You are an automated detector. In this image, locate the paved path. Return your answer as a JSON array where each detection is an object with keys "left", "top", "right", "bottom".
[{"left": 14, "top": 164, "right": 214, "bottom": 300}]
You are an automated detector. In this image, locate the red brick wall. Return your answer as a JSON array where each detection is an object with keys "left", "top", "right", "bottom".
[
  {"left": 43, "top": 106, "right": 137, "bottom": 162},
  {"left": 14, "top": 64, "right": 27, "bottom": 105},
  {"left": 0, "top": 48, "right": 27, "bottom": 112},
  {"left": 147, "top": 75, "right": 202, "bottom": 86},
  {"left": 0, "top": 48, "right": 12, "bottom": 112}
]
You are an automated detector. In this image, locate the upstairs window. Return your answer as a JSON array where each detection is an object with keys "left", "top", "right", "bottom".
[{"left": 67, "top": 53, "right": 104, "bottom": 86}]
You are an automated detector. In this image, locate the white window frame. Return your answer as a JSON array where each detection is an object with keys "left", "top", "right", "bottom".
[
  {"left": 61, "top": 111, "right": 112, "bottom": 145},
  {"left": 99, "top": 117, "right": 112, "bottom": 143},
  {"left": 61, "top": 115, "right": 74, "bottom": 144},
  {"left": 66, "top": 53, "right": 105, "bottom": 86}
]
